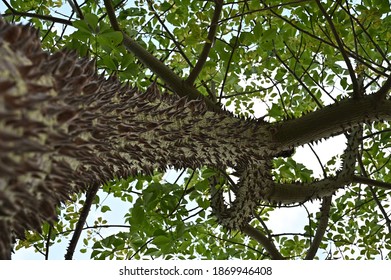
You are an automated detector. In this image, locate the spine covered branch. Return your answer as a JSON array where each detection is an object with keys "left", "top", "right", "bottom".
[{"left": 0, "top": 21, "right": 273, "bottom": 259}]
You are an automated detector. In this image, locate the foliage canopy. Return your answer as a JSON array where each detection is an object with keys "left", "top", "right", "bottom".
[{"left": 2, "top": 0, "right": 391, "bottom": 260}]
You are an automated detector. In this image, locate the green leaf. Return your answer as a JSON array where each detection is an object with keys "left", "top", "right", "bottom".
[
  {"left": 101, "top": 205, "right": 111, "bottom": 213},
  {"left": 72, "top": 19, "right": 91, "bottom": 34},
  {"left": 131, "top": 205, "right": 145, "bottom": 226},
  {"left": 153, "top": 235, "right": 171, "bottom": 246},
  {"left": 268, "top": 103, "right": 282, "bottom": 119},
  {"left": 84, "top": 13, "right": 99, "bottom": 32},
  {"left": 101, "top": 55, "right": 117, "bottom": 70},
  {"left": 98, "top": 31, "right": 123, "bottom": 46},
  {"left": 201, "top": 168, "right": 217, "bottom": 178},
  {"left": 374, "top": 0, "right": 391, "bottom": 12}
]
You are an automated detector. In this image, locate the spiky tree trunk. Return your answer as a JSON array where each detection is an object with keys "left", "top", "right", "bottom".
[{"left": 1, "top": 20, "right": 391, "bottom": 259}]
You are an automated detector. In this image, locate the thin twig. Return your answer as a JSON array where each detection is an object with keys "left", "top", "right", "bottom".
[
  {"left": 67, "top": 0, "right": 84, "bottom": 19},
  {"left": 305, "top": 196, "right": 332, "bottom": 259},
  {"left": 147, "top": 0, "right": 193, "bottom": 68},
  {"left": 218, "top": 3, "right": 245, "bottom": 103},
  {"left": 64, "top": 184, "right": 99, "bottom": 260},
  {"left": 315, "top": 0, "right": 359, "bottom": 98},
  {"left": 220, "top": 0, "right": 312, "bottom": 23},
  {"left": 374, "top": 75, "right": 391, "bottom": 100},
  {"left": 340, "top": 1, "right": 390, "bottom": 66},
  {"left": 357, "top": 154, "right": 391, "bottom": 233},
  {"left": 186, "top": 0, "right": 223, "bottom": 85},
  {"left": 167, "top": 170, "right": 195, "bottom": 218},
  {"left": 253, "top": 211, "right": 272, "bottom": 239},
  {"left": 2, "top": 0, "right": 73, "bottom": 25},
  {"left": 45, "top": 225, "right": 53, "bottom": 260},
  {"left": 205, "top": 230, "right": 266, "bottom": 258},
  {"left": 265, "top": 2, "right": 386, "bottom": 77},
  {"left": 102, "top": 0, "right": 221, "bottom": 112},
  {"left": 274, "top": 50, "right": 323, "bottom": 108}
]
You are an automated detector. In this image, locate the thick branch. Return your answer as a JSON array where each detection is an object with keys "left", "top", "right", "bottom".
[
  {"left": 0, "top": 21, "right": 278, "bottom": 259},
  {"left": 352, "top": 176, "right": 391, "bottom": 190},
  {"left": 269, "top": 128, "right": 360, "bottom": 204},
  {"left": 271, "top": 94, "right": 391, "bottom": 150},
  {"left": 268, "top": 179, "right": 342, "bottom": 204}
]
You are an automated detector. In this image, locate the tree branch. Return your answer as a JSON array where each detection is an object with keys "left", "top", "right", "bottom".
[
  {"left": 45, "top": 225, "right": 53, "bottom": 260},
  {"left": 218, "top": 3, "right": 244, "bottom": 103},
  {"left": 271, "top": 94, "right": 391, "bottom": 150},
  {"left": 352, "top": 176, "right": 391, "bottom": 190},
  {"left": 356, "top": 157, "right": 391, "bottom": 233},
  {"left": 338, "top": 2, "right": 390, "bottom": 67},
  {"left": 368, "top": 186, "right": 391, "bottom": 234},
  {"left": 374, "top": 74, "right": 391, "bottom": 100},
  {"left": 222, "top": 0, "right": 312, "bottom": 23},
  {"left": 270, "top": 127, "right": 361, "bottom": 203},
  {"left": 67, "top": 0, "right": 84, "bottom": 19},
  {"left": 147, "top": 0, "right": 193, "bottom": 68},
  {"left": 275, "top": 47, "right": 323, "bottom": 108},
  {"left": 102, "top": 0, "right": 221, "bottom": 112},
  {"left": 253, "top": 211, "right": 273, "bottom": 239},
  {"left": 242, "top": 224, "right": 284, "bottom": 259},
  {"left": 315, "top": 0, "right": 359, "bottom": 97},
  {"left": 305, "top": 196, "right": 332, "bottom": 259},
  {"left": 186, "top": 0, "right": 223, "bottom": 85},
  {"left": 1, "top": 0, "right": 73, "bottom": 25},
  {"left": 64, "top": 184, "right": 99, "bottom": 260},
  {"left": 269, "top": 177, "right": 341, "bottom": 204},
  {"left": 265, "top": 2, "right": 386, "bottom": 77},
  {"left": 205, "top": 231, "right": 266, "bottom": 257}
]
